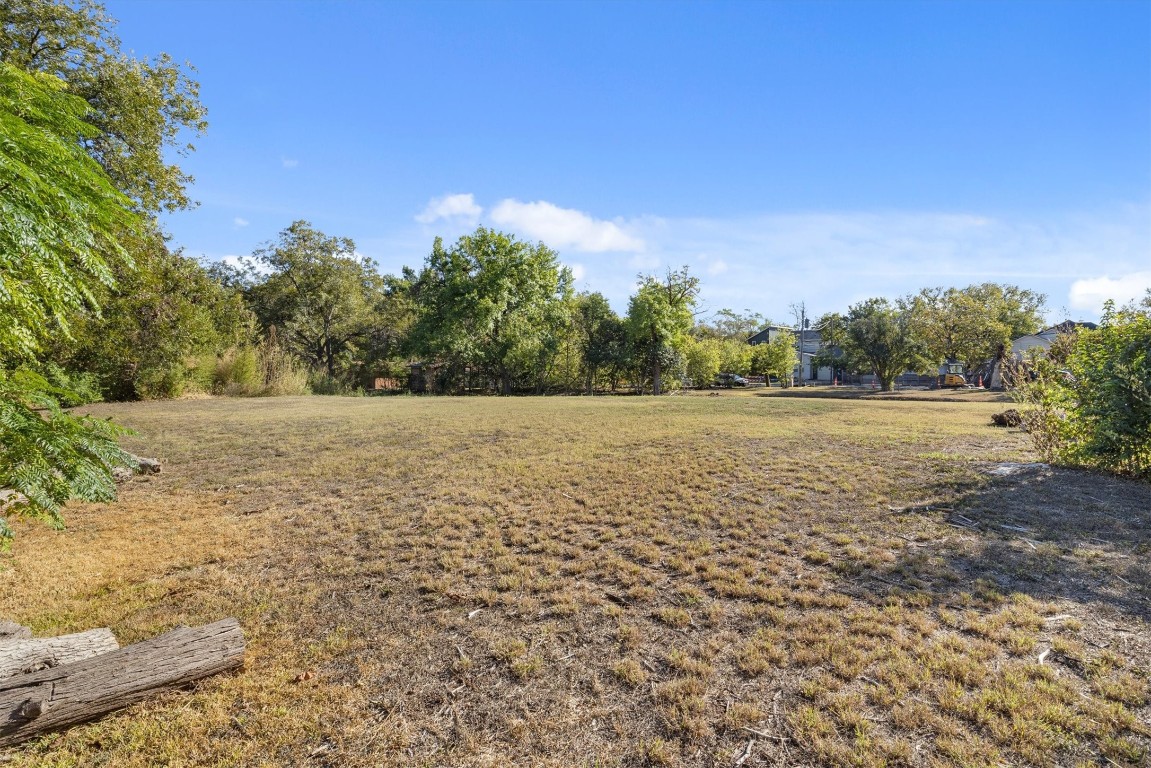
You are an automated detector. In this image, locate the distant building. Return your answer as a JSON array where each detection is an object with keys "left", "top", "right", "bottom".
[
  {"left": 746, "top": 325, "right": 833, "bottom": 382},
  {"left": 990, "top": 320, "right": 1099, "bottom": 389},
  {"left": 1009, "top": 320, "right": 1098, "bottom": 359}
]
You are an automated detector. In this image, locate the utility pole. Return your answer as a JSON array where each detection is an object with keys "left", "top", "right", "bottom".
[{"left": 790, "top": 301, "right": 807, "bottom": 386}]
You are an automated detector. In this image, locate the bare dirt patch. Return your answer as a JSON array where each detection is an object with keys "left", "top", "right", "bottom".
[{"left": 1, "top": 396, "right": 1146, "bottom": 767}]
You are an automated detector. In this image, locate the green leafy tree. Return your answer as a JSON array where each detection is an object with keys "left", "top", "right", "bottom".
[
  {"left": 360, "top": 269, "right": 420, "bottom": 382},
  {"left": 825, "top": 299, "right": 927, "bottom": 391},
  {"left": 51, "top": 236, "right": 253, "bottom": 399},
  {"left": 906, "top": 283, "right": 1046, "bottom": 370},
  {"left": 0, "top": 61, "right": 137, "bottom": 546},
  {"left": 1, "top": 0, "right": 207, "bottom": 213},
  {"left": 696, "top": 309, "right": 768, "bottom": 340},
  {"left": 626, "top": 267, "right": 699, "bottom": 395},
  {"left": 410, "top": 228, "right": 573, "bottom": 395},
  {"left": 246, "top": 221, "right": 382, "bottom": 381},
  {"left": 752, "top": 329, "right": 799, "bottom": 385},
  {"left": 574, "top": 292, "right": 627, "bottom": 394},
  {"left": 683, "top": 337, "right": 722, "bottom": 388},
  {"left": 1013, "top": 299, "right": 1150, "bottom": 478},
  {"left": 717, "top": 338, "right": 753, "bottom": 375}
]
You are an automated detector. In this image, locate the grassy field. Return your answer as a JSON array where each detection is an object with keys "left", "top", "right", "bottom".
[{"left": 1, "top": 395, "right": 1148, "bottom": 767}]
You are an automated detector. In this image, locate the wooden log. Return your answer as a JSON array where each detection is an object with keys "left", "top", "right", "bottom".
[
  {"left": 0, "top": 622, "right": 31, "bottom": 642},
  {"left": 0, "top": 628, "right": 120, "bottom": 679},
  {"left": 0, "top": 618, "right": 244, "bottom": 747}
]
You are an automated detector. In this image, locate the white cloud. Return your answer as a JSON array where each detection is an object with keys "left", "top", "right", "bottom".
[
  {"left": 415, "top": 193, "right": 483, "bottom": 225},
  {"left": 233, "top": 217, "right": 249, "bottom": 228},
  {"left": 1069, "top": 271, "right": 1151, "bottom": 314},
  {"left": 490, "top": 199, "right": 644, "bottom": 252},
  {"left": 706, "top": 258, "right": 728, "bottom": 276},
  {"left": 567, "top": 263, "right": 586, "bottom": 281},
  {"left": 625, "top": 206, "right": 1150, "bottom": 321},
  {"left": 376, "top": 195, "right": 1147, "bottom": 321},
  {"left": 281, "top": 157, "right": 298, "bottom": 169}
]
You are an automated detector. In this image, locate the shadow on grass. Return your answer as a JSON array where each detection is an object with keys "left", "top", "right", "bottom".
[{"left": 868, "top": 465, "right": 1151, "bottom": 622}]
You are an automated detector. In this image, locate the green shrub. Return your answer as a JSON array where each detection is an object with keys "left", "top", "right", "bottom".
[
  {"left": 257, "top": 342, "right": 310, "bottom": 396},
  {"left": 1014, "top": 299, "right": 1150, "bottom": 479},
  {"left": 213, "top": 342, "right": 311, "bottom": 397},
  {"left": 307, "top": 371, "right": 362, "bottom": 396},
  {"left": 213, "top": 347, "right": 260, "bottom": 395}
]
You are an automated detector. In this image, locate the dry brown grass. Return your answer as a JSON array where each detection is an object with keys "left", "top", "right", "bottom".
[{"left": 1, "top": 394, "right": 1148, "bottom": 767}]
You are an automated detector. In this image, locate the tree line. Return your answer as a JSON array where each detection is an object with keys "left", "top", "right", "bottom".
[
  {"left": 2, "top": 0, "right": 1147, "bottom": 549},
  {"left": 0, "top": 3, "right": 1061, "bottom": 406}
]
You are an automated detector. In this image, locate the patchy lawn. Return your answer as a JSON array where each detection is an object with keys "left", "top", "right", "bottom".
[{"left": 1, "top": 395, "right": 1147, "bottom": 767}]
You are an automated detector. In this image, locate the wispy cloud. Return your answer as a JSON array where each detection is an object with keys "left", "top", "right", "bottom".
[
  {"left": 233, "top": 217, "right": 249, "bottom": 228},
  {"left": 490, "top": 199, "right": 644, "bottom": 253},
  {"left": 415, "top": 193, "right": 483, "bottom": 225},
  {"left": 623, "top": 206, "right": 1150, "bottom": 321},
  {"left": 281, "top": 157, "right": 299, "bottom": 169},
  {"left": 374, "top": 196, "right": 1149, "bottom": 322},
  {"left": 1069, "top": 271, "right": 1151, "bottom": 315}
]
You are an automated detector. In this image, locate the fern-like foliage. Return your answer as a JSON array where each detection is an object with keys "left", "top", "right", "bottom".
[
  {"left": 0, "top": 371, "right": 134, "bottom": 549},
  {"left": 1, "top": 62, "right": 141, "bottom": 547}
]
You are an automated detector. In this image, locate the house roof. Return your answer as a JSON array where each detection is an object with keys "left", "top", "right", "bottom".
[
  {"left": 746, "top": 326, "right": 822, "bottom": 345},
  {"left": 1039, "top": 320, "right": 1097, "bottom": 336}
]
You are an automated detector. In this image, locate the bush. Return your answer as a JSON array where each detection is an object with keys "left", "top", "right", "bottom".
[
  {"left": 213, "top": 347, "right": 260, "bottom": 395},
  {"left": 1013, "top": 301, "right": 1150, "bottom": 479},
  {"left": 307, "top": 371, "right": 362, "bottom": 396},
  {"left": 257, "top": 343, "right": 311, "bottom": 396},
  {"left": 213, "top": 342, "right": 311, "bottom": 397}
]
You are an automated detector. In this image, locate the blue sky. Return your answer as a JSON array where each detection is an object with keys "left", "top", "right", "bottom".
[{"left": 109, "top": 0, "right": 1150, "bottom": 322}]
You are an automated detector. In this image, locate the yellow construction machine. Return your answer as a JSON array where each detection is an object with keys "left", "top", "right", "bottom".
[{"left": 939, "top": 360, "right": 967, "bottom": 388}]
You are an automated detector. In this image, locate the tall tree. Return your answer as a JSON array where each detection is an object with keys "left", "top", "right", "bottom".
[
  {"left": 1, "top": 0, "right": 207, "bottom": 213},
  {"left": 752, "top": 329, "right": 799, "bottom": 385},
  {"left": 683, "top": 337, "right": 722, "bottom": 389},
  {"left": 626, "top": 267, "right": 699, "bottom": 395},
  {"left": 823, "top": 299, "right": 927, "bottom": 391},
  {"left": 410, "top": 228, "right": 573, "bottom": 395},
  {"left": 0, "top": 61, "right": 137, "bottom": 546},
  {"left": 246, "top": 221, "right": 380, "bottom": 380},
  {"left": 573, "top": 292, "right": 627, "bottom": 395},
  {"left": 906, "top": 283, "right": 1046, "bottom": 370},
  {"left": 50, "top": 236, "right": 253, "bottom": 399}
]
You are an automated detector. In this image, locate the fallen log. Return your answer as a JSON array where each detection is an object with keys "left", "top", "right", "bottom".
[
  {"left": 0, "top": 628, "right": 119, "bottom": 679},
  {"left": 0, "top": 618, "right": 243, "bottom": 747},
  {"left": 111, "top": 455, "right": 161, "bottom": 483},
  {"left": 0, "top": 622, "right": 31, "bottom": 642}
]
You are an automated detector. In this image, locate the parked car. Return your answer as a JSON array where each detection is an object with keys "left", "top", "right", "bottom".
[{"left": 714, "top": 373, "right": 749, "bottom": 388}]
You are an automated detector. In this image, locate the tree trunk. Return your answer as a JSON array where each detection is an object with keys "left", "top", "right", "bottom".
[
  {"left": 652, "top": 358, "right": 662, "bottom": 396},
  {"left": 0, "top": 622, "right": 31, "bottom": 642},
  {"left": 500, "top": 366, "right": 511, "bottom": 396},
  {"left": 0, "top": 619, "right": 244, "bottom": 748},
  {"left": 0, "top": 628, "right": 119, "bottom": 679}
]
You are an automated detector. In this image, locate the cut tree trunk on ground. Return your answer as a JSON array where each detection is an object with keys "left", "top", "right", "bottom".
[
  {"left": 0, "top": 628, "right": 119, "bottom": 680},
  {"left": 112, "top": 455, "right": 161, "bottom": 483},
  {"left": 0, "top": 618, "right": 244, "bottom": 747},
  {"left": 0, "top": 622, "right": 31, "bottom": 642}
]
